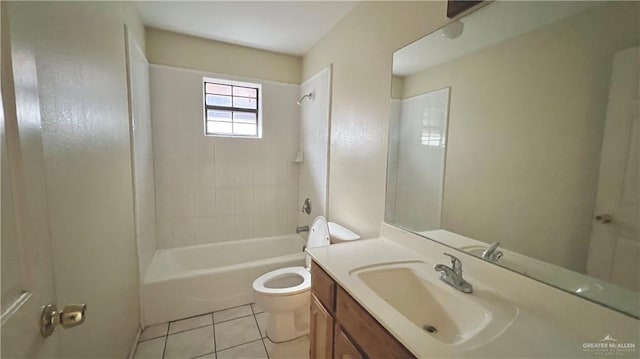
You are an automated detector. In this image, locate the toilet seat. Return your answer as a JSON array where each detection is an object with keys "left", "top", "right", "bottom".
[{"left": 252, "top": 266, "right": 310, "bottom": 296}]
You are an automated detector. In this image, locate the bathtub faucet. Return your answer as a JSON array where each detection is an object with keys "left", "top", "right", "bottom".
[
  {"left": 301, "top": 198, "right": 311, "bottom": 215},
  {"left": 296, "top": 225, "right": 309, "bottom": 234}
]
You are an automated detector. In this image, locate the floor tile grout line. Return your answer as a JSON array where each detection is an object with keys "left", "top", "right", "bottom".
[
  {"left": 211, "top": 313, "right": 217, "bottom": 356},
  {"left": 214, "top": 313, "right": 256, "bottom": 325},
  {"left": 138, "top": 334, "right": 165, "bottom": 343},
  {"left": 138, "top": 323, "right": 170, "bottom": 343},
  {"left": 251, "top": 305, "right": 264, "bottom": 313},
  {"left": 215, "top": 337, "right": 265, "bottom": 354},
  {"left": 251, "top": 304, "right": 265, "bottom": 315},
  {"left": 165, "top": 303, "right": 252, "bottom": 325},
  {"left": 139, "top": 303, "right": 267, "bottom": 359},
  {"left": 261, "top": 337, "right": 270, "bottom": 359},
  {"left": 211, "top": 303, "right": 254, "bottom": 315},
  {"left": 163, "top": 312, "right": 254, "bottom": 338},
  {"left": 148, "top": 303, "right": 257, "bottom": 334},
  {"left": 193, "top": 351, "right": 215, "bottom": 359},
  {"left": 168, "top": 323, "right": 214, "bottom": 337},
  {"left": 168, "top": 311, "right": 214, "bottom": 324},
  {"left": 161, "top": 330, "right": 169, "bottom": 359},
  {"left": 251, "top": 307, "right": 270, "bottom": 359}
]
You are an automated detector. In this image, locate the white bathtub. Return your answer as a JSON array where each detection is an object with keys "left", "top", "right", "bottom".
[{"left": 142, "top": 234, "right": 306, "bottom": 325}]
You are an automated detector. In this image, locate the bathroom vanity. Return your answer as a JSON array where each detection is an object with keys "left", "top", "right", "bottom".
[
  {"left": 310, "top": 261, "right": 414, "bottom": 359},
  {"left": 307, "top": 223, "right": 640, "bottom": 358}
]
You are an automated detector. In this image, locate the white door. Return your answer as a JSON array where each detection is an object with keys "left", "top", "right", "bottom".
[
  {"left": 586, "top": 47, "right": 639, "bottom": 292},
  {"left": 0, "top": 2, "right": 59, "bottom": 357},
  {"left": 4, "top": 2, "right": 141, "bottom": 357}
]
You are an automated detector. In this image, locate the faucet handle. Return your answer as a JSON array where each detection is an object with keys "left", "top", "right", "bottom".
[{"left": 443, "top": 253, "right": 462, "bottom": 271}]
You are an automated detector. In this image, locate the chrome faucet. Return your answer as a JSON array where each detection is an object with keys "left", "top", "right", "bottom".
[
  {"left": 481, "top": 242, "right": 503, "bottom": 262},
  {"left": 296, "top": 225, "right": 309, "bottom": 234},
  {"left": 433, "top": 253, "right": 473, "bottom": 293}
]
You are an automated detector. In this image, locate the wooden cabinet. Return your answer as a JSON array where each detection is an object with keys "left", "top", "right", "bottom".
[
  {"left": 310, "top": 295, "right": 334, "bottom": 359},
  {"left": 334, "top": 326, "right": 363, "bottom": 359},
  {"left": 311, "top": 262, "right": 336, "bottom": 312},
  {"left": 310, "top": 261, "right": 416, "bottom": 359}
]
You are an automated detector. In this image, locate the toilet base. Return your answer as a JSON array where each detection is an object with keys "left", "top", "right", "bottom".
[
  {"left": 266, "top": 328, "right": 310, "bottom": 343},
  {"left": 264, "top": 306, "right": 310, "bottom": 342}
]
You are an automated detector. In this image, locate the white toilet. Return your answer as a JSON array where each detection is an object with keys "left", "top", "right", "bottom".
[{"left": 252, "top": 216, "right": 359, "bottom": 342}]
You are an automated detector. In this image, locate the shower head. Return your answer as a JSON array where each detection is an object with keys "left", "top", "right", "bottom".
[{"left": 296, "top": 92, "right": 313, "bottom": 106}]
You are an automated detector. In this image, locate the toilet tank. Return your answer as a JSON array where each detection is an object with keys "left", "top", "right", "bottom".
[{"left": 328, "top": 222, "right": 361, "bottom": 243}]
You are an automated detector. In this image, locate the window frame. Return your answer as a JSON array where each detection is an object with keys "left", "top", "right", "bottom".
[{"left": 202, "top": 77, "right": 262, "bottom": 138}]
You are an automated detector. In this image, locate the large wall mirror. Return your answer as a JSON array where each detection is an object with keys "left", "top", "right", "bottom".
[{"left": 386, "top": 0, "right": 639, "bottom": 318}]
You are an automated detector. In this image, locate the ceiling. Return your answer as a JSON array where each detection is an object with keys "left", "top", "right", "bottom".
[
  {"left": 135, "top": 1, "right": 358, "bottom": 56},
  {"left": 393, "top": 1, "right": 603, "bottom": 76}
]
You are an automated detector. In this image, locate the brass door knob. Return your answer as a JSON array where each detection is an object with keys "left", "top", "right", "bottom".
[
  {"left": 40, "top": 303, "right": 87, "bottom": 337},
  {"left": 59, "top": 304, "right": 87, "bottom": 329},
  {"left": 594, "top": 214, "right": 612, "bottom": 224}
]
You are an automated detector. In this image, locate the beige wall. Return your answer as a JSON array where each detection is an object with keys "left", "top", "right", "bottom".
[
  {"left": 302, "top": 1, "right": 450, "bottom": 238},
  {"left": 7, "top": 1, "right": 145, "bottom": 357},
  {"left": 399, "top": 2, "right": 639, "bottom": 271},
  {"left": 390, "top": 75, "right": 405, "bottom": 100},
  {"left": 146, "top": 28, "right": 302, "bottom": 84}
]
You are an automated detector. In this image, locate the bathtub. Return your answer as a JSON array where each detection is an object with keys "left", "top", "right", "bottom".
[{"left": 142, "top": 234, "right": 306, "bottom": 325}]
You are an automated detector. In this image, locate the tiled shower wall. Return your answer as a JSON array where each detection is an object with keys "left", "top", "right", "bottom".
[
  {"left": 150, "top": 65, "right": 300, "bottom": 249},
  {"left": 394, "top": 88, "right": 449, "bottom": 230},
  {"left": 387, "top": 89, "right": 450, "bottom": 231}
]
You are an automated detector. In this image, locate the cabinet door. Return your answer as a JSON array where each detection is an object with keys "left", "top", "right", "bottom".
[
  {"left": 311, "top": 262, "right": 336, "bottom": 312},
  {"left": 334, "top": 326, "right": 364, "bottom": 359},
  {"left": 310, "top": 295, "right": 334, "bottom": 359},
  {"left": 336, "top": 287, "right": 415, "bottom": 359}
]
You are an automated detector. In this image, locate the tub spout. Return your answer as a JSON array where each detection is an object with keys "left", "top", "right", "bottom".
[{"left": 296, "top": 225, "right": 309, "bottom": 234}]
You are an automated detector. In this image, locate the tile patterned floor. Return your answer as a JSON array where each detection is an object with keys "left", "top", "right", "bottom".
[{"left": 133, "top": 303, "right": 309, "bottom": 359}]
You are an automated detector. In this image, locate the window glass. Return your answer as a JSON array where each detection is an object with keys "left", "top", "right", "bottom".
[{"left": 203, "top": 79, "right": 261, "bottom": 137}]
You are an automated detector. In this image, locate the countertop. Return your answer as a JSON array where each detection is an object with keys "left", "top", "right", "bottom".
[{"left": 306, "top": 224, "right": 640, "bottom": 358}]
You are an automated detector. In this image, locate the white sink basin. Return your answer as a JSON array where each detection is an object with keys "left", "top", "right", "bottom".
[{"left": 350, "top": 261, "right": 518, "bottom": 347}]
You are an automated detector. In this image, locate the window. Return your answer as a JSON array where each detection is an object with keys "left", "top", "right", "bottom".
[{"left": 203, "top": 78, "right": 262, "bottom": 138}]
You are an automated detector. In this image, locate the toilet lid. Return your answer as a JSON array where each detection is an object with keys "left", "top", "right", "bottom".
[
  {"left": 307, "top": 216, "right": 330, "bottom": 249},
  {"left": 252, "top": 266, "right": 310, "bottom": 296}
]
